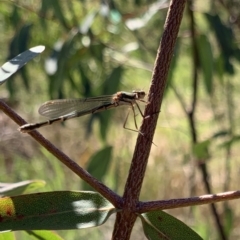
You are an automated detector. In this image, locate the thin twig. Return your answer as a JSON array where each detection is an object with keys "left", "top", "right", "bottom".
[{"left": 138, "top": 190, "right": 240, "bottom": 213}]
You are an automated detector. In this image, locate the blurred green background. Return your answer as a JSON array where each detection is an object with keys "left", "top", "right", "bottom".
[{"left": 1, "top": 0, "right": 240, "bottom": 239}]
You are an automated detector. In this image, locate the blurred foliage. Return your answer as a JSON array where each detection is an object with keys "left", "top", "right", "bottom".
[{"left": 1, "top": 0, "right": 240, "bottom": 239}]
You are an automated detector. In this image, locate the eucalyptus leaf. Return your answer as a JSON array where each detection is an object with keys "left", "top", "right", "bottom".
[
  {"left": 140, "top": 210, "right": 202, "bottom": 240},
  {"left": 0, "top": 180, "right": 46, "bottom": 197},
  {"left": 205, "top": 14, "right": 234, "bottom": 74},
  {"left": 83, "top": 146, "right": 112, "bottom": 190},
  {"left": 196, "top": 34, "right": 213, "bottom": 94},
  {"left": 0, "top": 46, "right": 45, "bottom": 85},
  {"left": 0, "top": 191, "right": 116, "bottom": 231}
]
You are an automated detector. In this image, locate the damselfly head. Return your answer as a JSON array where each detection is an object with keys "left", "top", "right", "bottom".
[{"left": 132, "top": 90, "right": 146, "bottom": 99}]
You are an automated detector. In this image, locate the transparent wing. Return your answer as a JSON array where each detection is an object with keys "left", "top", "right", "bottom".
[{"left": 38, "top": 95, "right": 115, "bottom": 118}]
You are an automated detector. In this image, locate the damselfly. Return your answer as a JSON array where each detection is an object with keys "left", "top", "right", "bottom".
[{"left": 19, "top": 90, "right": 147, "bottom": 133}]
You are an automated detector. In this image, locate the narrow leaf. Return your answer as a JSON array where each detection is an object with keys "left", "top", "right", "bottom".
[
  {"left": 103, "top": 66, "right": 124, "bottom": 94},
  {"left": 83, "top": 146, "right": 112, "bottom": 190},
  {"left": 125, "top": 1, "right": 165, "bottom": 30},
  {"left": 223, "top": 207, "right": 233, "bottom": 238},
  {"left": 140, "top": 210, "right": 202, "bottom": 240},
  {"left": 26, "top": 230, "right": 63, "bottom": 240},
  {"left": 196, "top": 34, "right": 213, "bottom": 94},
  {"left": 50, "top": 0, "right": 68, "bottom": 29},
  {"left": 0, "top": 191, "right": 116, "bottom": 231},
  {"left": 99, "top": 66, "right": 124, "bottom": 139},
  {"left": 0, "top": 46, "right": 45, "bottom": 85},
  {"left": 205, "top": 14, "right": 234, "bottom": 74},
  {"left": 0, "top": 180, "right": 46, "bottom": 197}
]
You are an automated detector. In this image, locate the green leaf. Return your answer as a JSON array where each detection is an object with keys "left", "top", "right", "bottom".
[
  {"left": 218, "top": 135, "right": 240, "bottom": 149},
  {"left": 98, "top": 110, "right": 113, "bottom": 141},
  {"left": 38, "top": 0, "right": 48, "bottom": 29},
  {"left": 49, "top": 0, "right": 69, "bottom": 30},
  {"left": 0, "top": 231, "right": 15, "bottom": 240},
  {"left": 196, "top": 34, "right": 213, "bottom": 94},
  {"left": 223, "top": 206, "right": 233, "bottom": 238},
  {"left": 99, "top": 66, "right": 124, "bottom": 140},
  {"left": 78, "top": 66, "right": 92, "bottom": 96},
  {"left": 192, "top": 140, "right": 210, "bottom": 159},
  {"left": 79, "top": 11, "right": 97, "bottom": 34},
  {"left": 140, "top": 210, "right": 203, "bottom": 240},
  {"left": 214, "top": 54, "right": 224, "bottom": 84},
  {"left": 205, "top": 14, "right": 234, "bottom": 74},
  {"left": 103, "top": 66, "right": 124, "bottom": 94},
  {"left": 0, "top": 180, "right": 46, "bottom": 197},
  {"left": 83, "top": 146, "right": 112, "bottom": 190},
  {"left": 89, "top": 43, "right": 105, "bottom": 63},
  {"left": 5, "top": 24, "right": 33, "bottom": 94},
  {"left": 211, "top": 130, "right": 229, "bottom": 139},
  {"left": 26, "top": 230, "right": 63, "bottom": 240},
  {"left": 48, "top": 33, "right": 80, "bottom": 98},
  {"left": 9, "top": 5, "right": 20, "bottom": 28},
  {"left": 0, "top": 191, "right": 116, "bottom": 231},
  {"left": 18, "top": 24, "right": 33, "bottom": 53},
  {"left": 0, "top": 46, "right": 45, "bottom": 85}
]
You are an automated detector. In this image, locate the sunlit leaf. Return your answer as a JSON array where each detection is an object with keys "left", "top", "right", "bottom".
[
  {"left": 0, "top": 46, "right": 45, "bottom": 85},
  {"left": 109, "top": 9, "right": 121, "bottom": 24},
  {"left": 0, "top": 231, "right": 15, "bottom": 240},
  {"left": 140, "top": 210, "right": 202, "bottom": 240},
  {"left": 0, "top": 191, "right": 116, "bottom": 231},
  {"left": 125, "top": 0, "right": 167, "bottom": 30},
  {"left": 6, "top": 24, "right": 33, "bottom": 93},
  {"left": 79, "top": 11, "right": 97, "bottom": 34},
  {"left": 26, "top": 230, "right": 63, "bottom": 240},
  {"left": 0, "top": 180, "right": 46, "bottom": 197},
  {"left": 106, "top": 48, "right": 153, "bottom": 71},
  {"left": 45, "top": 40, "right": 63, "bottom": 76}
]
